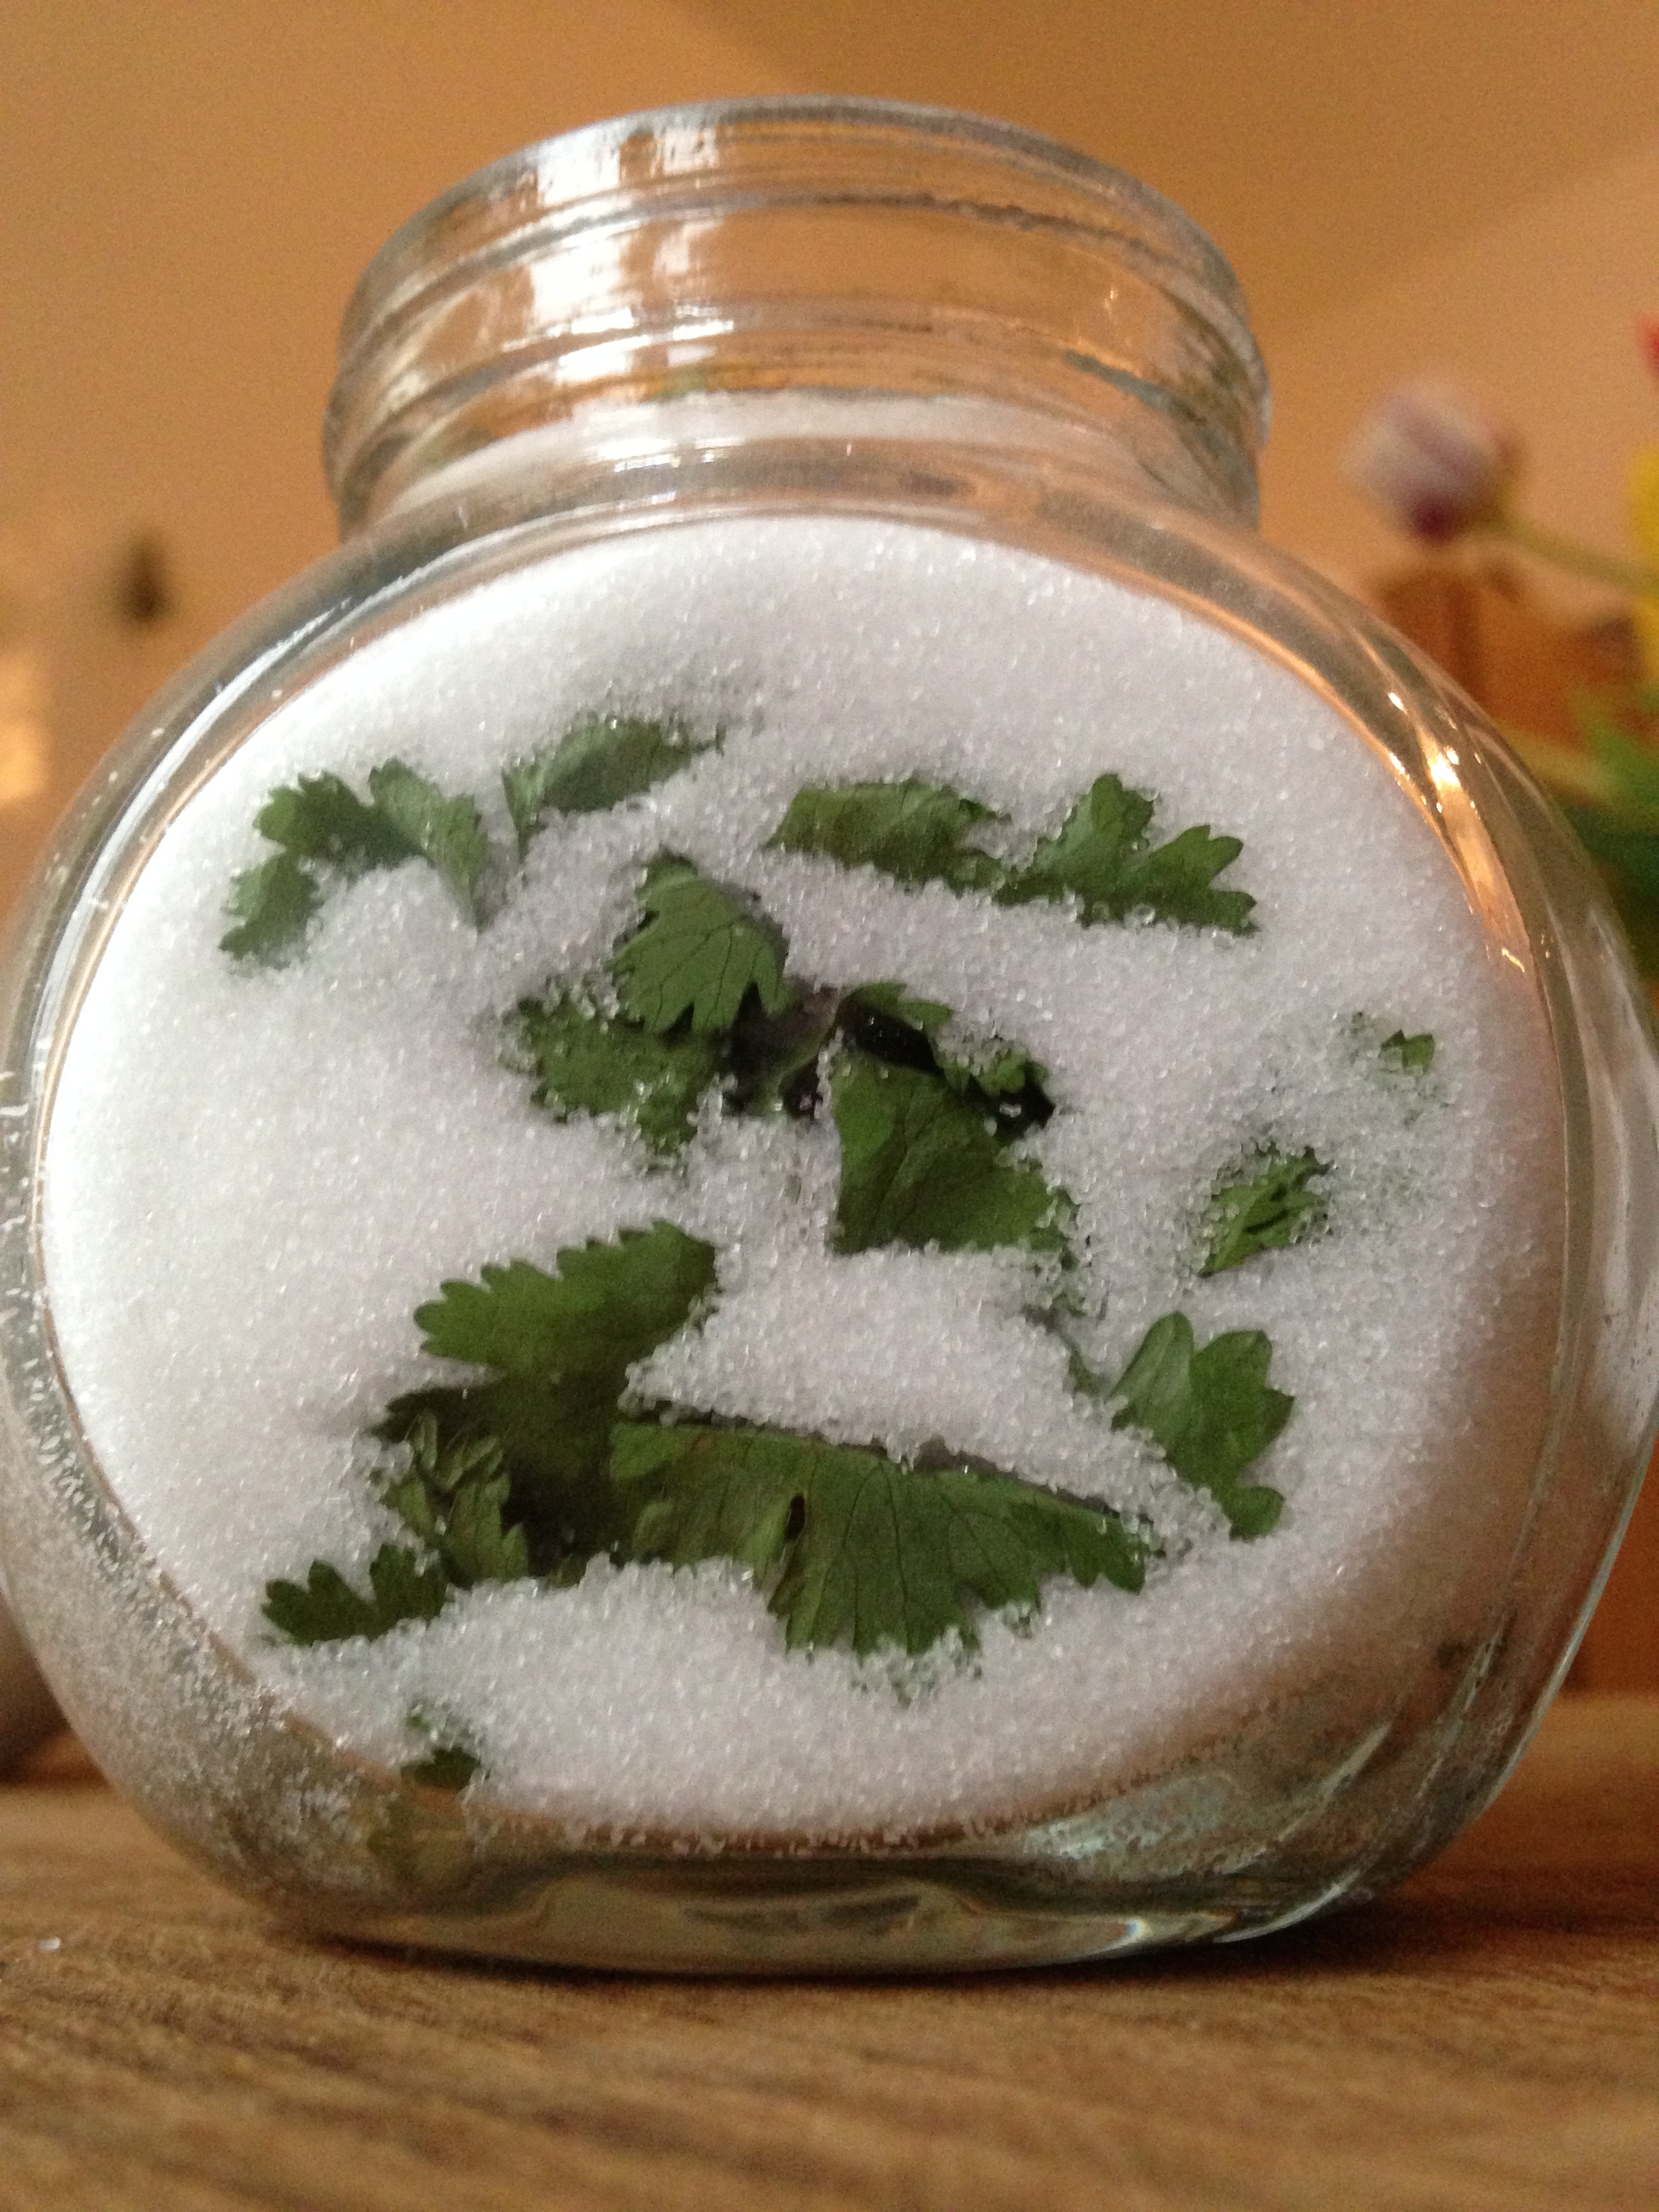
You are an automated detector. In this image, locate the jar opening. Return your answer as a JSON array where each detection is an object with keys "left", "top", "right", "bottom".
[{"left": 323, "top": 97, "right": 1269, "bottom": 534}]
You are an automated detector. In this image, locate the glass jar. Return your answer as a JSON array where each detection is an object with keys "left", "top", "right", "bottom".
[{"left": 2, "top": 99, "right": 1655, "bottom": 1971}]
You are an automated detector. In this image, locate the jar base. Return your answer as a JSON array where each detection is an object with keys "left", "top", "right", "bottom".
[{"left": 283, "top": 1853, "right": 1339, "bottom": 1975}]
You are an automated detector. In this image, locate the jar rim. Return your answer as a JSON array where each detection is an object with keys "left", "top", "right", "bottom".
[
  {"left": 326, "top": 96, "right": 1269, "bottom": 535},
  {"left": 346, "top": 98, "right": 1256, "bottom": 357}
]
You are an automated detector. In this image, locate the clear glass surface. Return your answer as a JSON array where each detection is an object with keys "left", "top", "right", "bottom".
[{"left": 1, "top": 102, "right": 1654, "bottom": 1971}]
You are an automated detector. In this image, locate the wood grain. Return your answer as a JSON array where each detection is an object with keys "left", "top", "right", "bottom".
[{"left": 0, "top": 1696, "right": 1654, "bottom": 2212}]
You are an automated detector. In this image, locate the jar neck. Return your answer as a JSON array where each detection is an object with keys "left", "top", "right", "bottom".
[{"left": 323, "top": 98, "right": 1269, "bottom": 537}]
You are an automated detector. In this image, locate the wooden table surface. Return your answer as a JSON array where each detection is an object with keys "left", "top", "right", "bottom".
[{"left": 0, "top": 1696, "right": 1654, "bottom": 2212}]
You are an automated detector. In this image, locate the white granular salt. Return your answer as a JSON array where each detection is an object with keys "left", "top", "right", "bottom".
[{"left": 39, "top": 515, "right": 1562, "bottom": 1841}]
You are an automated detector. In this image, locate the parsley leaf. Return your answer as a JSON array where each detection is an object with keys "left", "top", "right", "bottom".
[
  {"left": 221, "top": 852, "right": 322, "bottom": 965},
  {"left": 254, "top": 772, "right": 419, "bottom": 873},
  {"left": 504, "top": 714, "right": 718, "bottom": 855},
  {"left": 831, "top": 1052, "right": 1069, "bottom": 1257},
  {"left": 769, "top": 779, "right": 1005, "bottom": 893},
  {"left": 263, "top": 1543, "right": 449, "bottom": 1645},
  {"left": 1105, "top": 1313, "right": 1291, "bottom": 1538},
  {"left": 611, "top": 1420, "right": 1147, "bottom": 1656},
  {"left": 611, "top": 857, "right": 794, "bottom": 1035},
  {"left": 365, "top": 760, "right": 489, "bottom": 922},
  {"left": 1380, "top": 1028, "right": 1435, "bottom": 1073},
  {"left": 384, "top": 1223, "right": 718, "bottom": 1554},
  {"left": 1201, "top": 1147, "right": 1330, "bottom": 1276},
  {"left": 1000, "top": 775, "right": 1254, "bottom": 933},
  {"left": 509, "top": 991, "right": 723, "bottom": 1153}
]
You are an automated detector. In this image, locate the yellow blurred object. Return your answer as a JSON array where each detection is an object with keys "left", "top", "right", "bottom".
[
  {"left": 1625, "top": 443, "right": 1659, "bottom": 678},
  {"left": 0, "top": 645, "right": 50, "bottom": 811},
  {"left": 1375, "top": 555, "right": 1657, "bottom": 1692}
]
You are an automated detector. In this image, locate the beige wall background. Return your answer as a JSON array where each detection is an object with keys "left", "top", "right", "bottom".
[{"left": 3, "top": 0, "right": 1658, "bottom": 895}]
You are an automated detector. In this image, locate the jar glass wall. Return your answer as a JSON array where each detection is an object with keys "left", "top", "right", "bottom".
[{"left": 1, "top": 101, "right": 1654, "bottom": 1970}]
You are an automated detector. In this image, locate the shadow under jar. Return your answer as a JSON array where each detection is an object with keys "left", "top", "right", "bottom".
[{"left": 3, "top": 100, "right": 1656, "bottom": 1971}]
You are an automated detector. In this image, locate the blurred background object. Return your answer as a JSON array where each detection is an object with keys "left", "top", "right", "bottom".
[
  {"left": 1343, "top": 352, "right": 1659, "bottom": 1696},
  {"left": 3, "top": 0, "right": 1656, "bottom": 1729}
]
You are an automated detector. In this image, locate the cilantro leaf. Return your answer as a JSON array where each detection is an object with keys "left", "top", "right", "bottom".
[
  {"left": 254, "top": 772, "right": 419, "bottom": 873},
  {"left": 440, "top": 1471, "right": 530, "bottom": 1584},
  {"left": 382, "top": 1416, "right": 530, "bottom": 1587},
  {"left": 766, "top": 773, "right": 1252, "bottom": 933},
  {"left": 838, "top": 983, "right": 1054, "bottom": 1135},
  {"left": 365, "top": 760, "right": 489, "bottom": 922},
  {"left": 1106, "top": 1313, "right": 1291, "bottom": 1537},
  {"left": 509, "top": 991, "right": 723, "bottom": 1153},
  {"left": 225, "top": 758, "right": 492, "bottom": 962},
  {"left": 611, "top": 1420, "right": 1147, "bottom": 1656},
  {"left": 931, "top": 1033, "right": 1050, "bottom": 1107},
  {"left": 1201, "top": 1147, "right": 1329, "bottom": 1276},
  {"left": 414, "top": 1222, "right": 716, "bottom": 1379},
  {"left": 385, "top": 1223, "right": 718, "bottom": 1553},
  {"left": 841, "top": 979, "right": 954, "bottom": 1037},
  {"left": 1380, "top": 1028, "right": 1435, "bottom": 1073},
  {"left": 504, "top": 715, "right": 718, "bottom": 855},
  {"left": 611, "top": 857, "right": 794, "bottom": 1035},
  {"left": 722, "top": 987, "right": 841, "bottom": 1118},
  {"left": 263, "top": 1543, "right": 449, "bottom": 1645},
  {"left": 831, "top": 1052, "right": 1069, "bottom": 1257},
  {"left": 769, "top": 779, "right": 1005, "bottom": 893},
  {"left": 1000, "top": 775, "right": 1254, "bottom": 933},
  {"left": 221, "top": 852, "right": 323, "bottom": 965}
]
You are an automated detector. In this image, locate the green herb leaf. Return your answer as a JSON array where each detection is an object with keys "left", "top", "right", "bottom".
[
  {"left": 262, "top": 1543, "right": 449, "bottom": 1645},
  {"left": 386, "top": 1223, "right": 718, "bottom": 1553},
  {"left": 831, "top": 1053, "right": 1069, "bottom": 1257},
  {"left": 510, "top": 991, "right": 723, "bottom": 1153},
  {"left": 382, "top": 1416, "right": 530, "bottom": 1588},
  {"left": 769, "top": 779, "right": 1005, "bottom": 893},
  {"left": 723, "top": 987, "right": 840, "bottom": 1118},
  {"left": 1106, "top": 1313, "right": 1291, "bottom": 1538},
  {"left": 441, "top": 1473, "right": 530, "bottom": 1585},
  {"left": 1582, "top": 713, "right": 1659, "bottom": 827},
  {"left": 766, "top": 773, "right": 1253, "bottom": 932},
  {"left": 612, "top": 1420, "right": 1147, "bottom": 1656},
  {"left": 255, "top": 771, "right": 419, "bottom": 873},
  {"left": 842, "top": 980, "right": 954, "bottom": 1036},
  {"left": 1379, "top": 1028, "right": 1435, "bottom": 1073},
  {"left": 400, "top": 1743, "right": 481, "bottom": 1791},
  {"left": 221, "top": 853, "right": 323, "bottom": 965},
  {"left": 1563, "top": 803, "right": 1659, "bottom": 974},
  {"left": 839, "top": 983, "right": 1054, "bottom": 1130},
  {"left": 1000, "top": 775, "right": 1254, "bottom": 933},
  {"left": 414, "top": 1223, "right": 716, "bottom": 1378},
  {"left": 224, "top": 761, "right": 492, "bottom": 961},
  {"left": 1201, "top": 1147, "right": 1330, "bottom": 1276},
  {"left": 611, "top": 857, "right": 794, "bottom": 1035},
  {"left": 504, "top": 715, "right": 718, "bottom": 855},
  {"left": 933, "top": 1035, "right": 1050, "bottom": 1103},
  {"left": 365, "top": 760, "right": 490, "bottom": 922}
]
